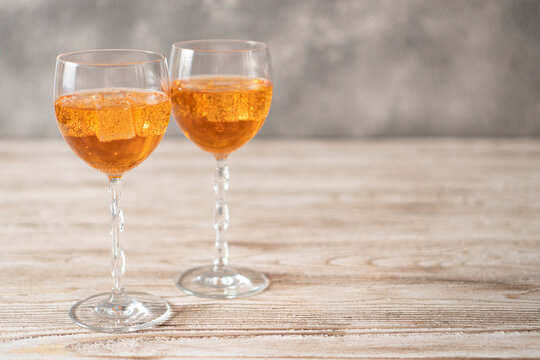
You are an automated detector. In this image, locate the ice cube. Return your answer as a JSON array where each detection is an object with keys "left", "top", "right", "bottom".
[
  {"left": 100, "top": 90, "right": 132, "bottom": 105},
  {"left": 94, "top": 91, "right": 136, "bottom": 142},
  {"left": 95, "top": 107, "right": 135, "bottom": 142},
  {"left": 55, "top": 94, "right": 96, "bottom": 137}
]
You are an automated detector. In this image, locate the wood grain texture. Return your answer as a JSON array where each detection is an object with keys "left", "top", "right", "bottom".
[{"left": 0, "top": 139, "right": 539, "bottom": 359}]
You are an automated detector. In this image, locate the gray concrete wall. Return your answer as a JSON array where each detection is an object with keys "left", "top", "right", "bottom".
[{"left": 0, "top": 0, "right": 539, "bottom": 138}]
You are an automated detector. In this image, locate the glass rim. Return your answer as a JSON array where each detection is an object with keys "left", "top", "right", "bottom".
[
  {"left": 56, "top": 49, "right": 166, "bottom": 66},
  {"left": 171, "top": 39, "right": 269, "bottom": 53}
]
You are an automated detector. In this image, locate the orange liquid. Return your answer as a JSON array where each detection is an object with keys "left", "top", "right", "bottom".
[
  {"left": 171, "top": 77, "right": 272, "bottom": 158},
  {"left": 55, "top": 89, "right": 170, "bottom": 176}
]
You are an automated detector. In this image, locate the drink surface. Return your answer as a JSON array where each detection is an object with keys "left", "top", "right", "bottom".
[
  {"left": 171, "top": 77, "right": 272, "bottom": 158},
  {"left": 55, "top": 89, "right": 170, "bottom": 176}
]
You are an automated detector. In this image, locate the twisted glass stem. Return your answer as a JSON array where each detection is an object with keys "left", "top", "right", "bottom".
[
  {"left": 108, "top": 177, "right": 126, "bottom": 298},
  {"left": 213, "top": 158, "right": 230, "bottom": 271}
]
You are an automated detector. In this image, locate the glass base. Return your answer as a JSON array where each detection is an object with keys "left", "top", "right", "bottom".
[
  {"left": 68, "top": 291, "right": 170, "bottom": 333},
  {"left": 176, "top": 265, "right": 269, "bottom": 299}
]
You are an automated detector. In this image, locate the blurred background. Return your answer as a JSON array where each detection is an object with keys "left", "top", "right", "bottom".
[{"left": 0, "top": 0, "right": 539, "bottom": 138}]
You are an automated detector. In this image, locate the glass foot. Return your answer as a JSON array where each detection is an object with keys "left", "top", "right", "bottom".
[
  {"left": 69, "top": 291, "right": 170, "bottom": 333},
  {"left": 176, "top": 265, "right": 269, "bottom": 299}
]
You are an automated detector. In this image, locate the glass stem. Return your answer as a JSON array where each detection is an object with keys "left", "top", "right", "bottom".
[
  {"left": 213, "top": 158, "right": 230, "bottom": 271},
  {"left": 108, "top": 177, "right": 126, "bottom": 300}
]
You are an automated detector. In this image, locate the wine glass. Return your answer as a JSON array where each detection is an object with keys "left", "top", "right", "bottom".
[
  {"left": 169, "top": 40, "right": 273, "bottom": 299},
  {"left": 54, "top": 49, "right": 171, "bottom": 332}
]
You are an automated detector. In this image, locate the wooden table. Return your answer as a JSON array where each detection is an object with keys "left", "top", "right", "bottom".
[{"left": 1, "top": 139, "right": 539, "bottom": 359}]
